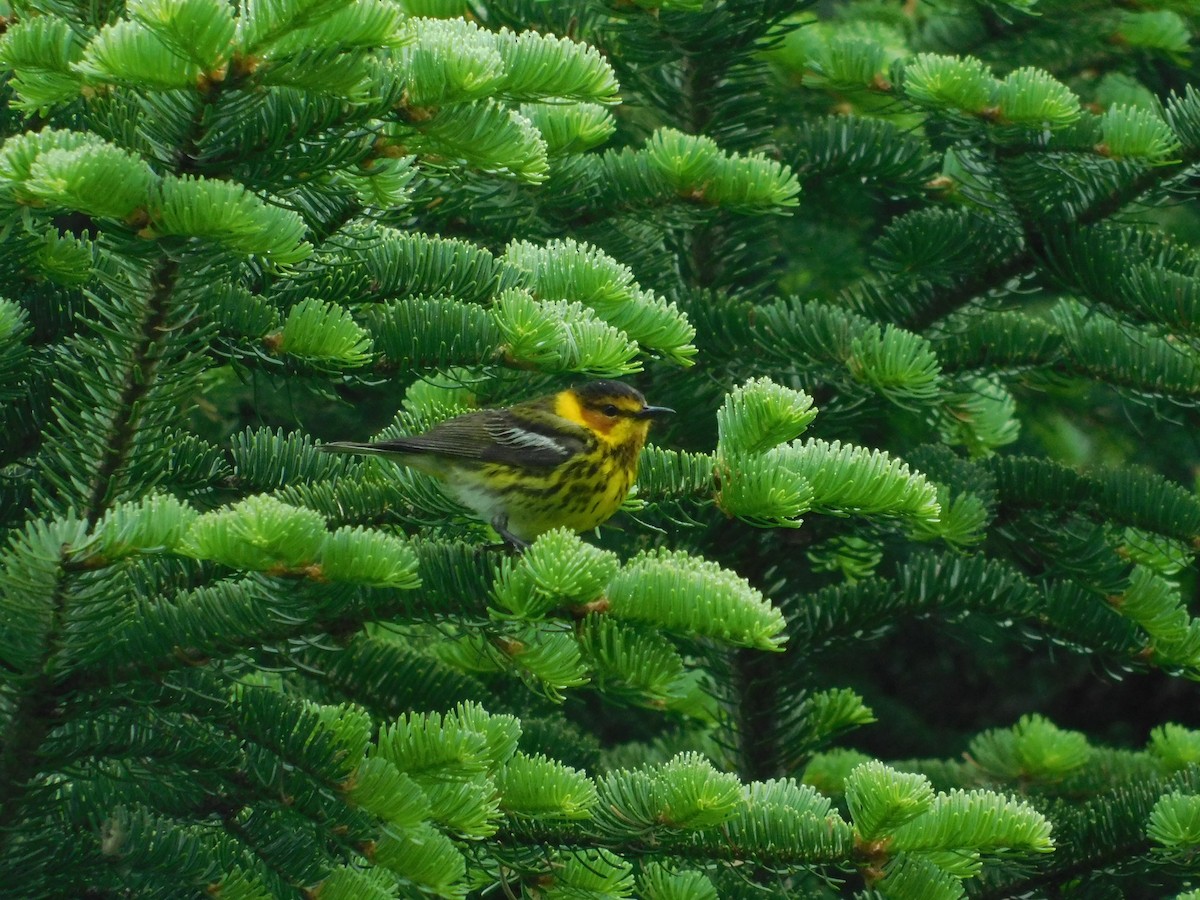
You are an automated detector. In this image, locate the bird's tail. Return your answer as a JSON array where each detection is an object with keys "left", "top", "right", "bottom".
[
  {"left": 317, "top": 439, "right": 421, "bottom": 458},
  {"left": 318, "top": 438, "right": 450, "bottom": 479}
]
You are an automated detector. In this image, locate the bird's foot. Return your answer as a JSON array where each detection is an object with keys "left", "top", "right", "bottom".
[{"left": 490, "top": 515, "right": 530, "bottom": 553}]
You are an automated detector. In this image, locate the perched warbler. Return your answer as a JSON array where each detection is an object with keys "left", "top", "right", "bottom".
[{"left": 319, "top": 381, "right": 673, "bottom": 547}]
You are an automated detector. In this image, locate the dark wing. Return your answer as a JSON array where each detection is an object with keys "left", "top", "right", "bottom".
[
  {"left": 328, "top": 409, "right": 589, "bottom": 468},
  {"left": 477, "top": 409, "right": 591, "bottom": 467}
]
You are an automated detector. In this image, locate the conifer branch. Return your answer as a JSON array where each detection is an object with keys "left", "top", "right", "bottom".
[
  {"left": 82, "top": 257, "right": 178, "bottom": 525},
  {"left": 0, "top": 255, "right": 179, "bottom": 849},
  {"left": 58, "top": 577, "right": 488, "bottom": 693},
  {"left": 862, "top": 117, "right": 1200, "bottom": 333},
  {"left": 0, "top": 575, "right": 68, "bottom": 841}
]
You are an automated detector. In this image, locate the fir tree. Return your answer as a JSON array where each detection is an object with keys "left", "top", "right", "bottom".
[{"left": 2, "top": 0, "right": 1200, "bottom": 897}]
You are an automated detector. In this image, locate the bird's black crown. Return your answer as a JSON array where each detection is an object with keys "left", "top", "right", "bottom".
[{"left": 572, "top": 380, "right": 647, "bottom": 406}]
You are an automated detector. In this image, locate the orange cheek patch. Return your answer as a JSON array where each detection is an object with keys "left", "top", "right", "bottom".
[{"left": 581, "top": 409, "right": 618, "bottom": 435}]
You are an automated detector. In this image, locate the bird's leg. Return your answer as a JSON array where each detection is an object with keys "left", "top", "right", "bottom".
[{"left": 491, "top": 514, "right": 530, "bottom": 552}]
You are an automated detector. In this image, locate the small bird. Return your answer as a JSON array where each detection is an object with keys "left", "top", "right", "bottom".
[{"left": 319, "top": 381, "right": 673, "bottom": 547}]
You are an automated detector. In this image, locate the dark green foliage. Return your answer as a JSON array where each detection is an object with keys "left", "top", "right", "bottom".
[{"left": 3, "top": 0, "right": 1200, "bottom": 898}]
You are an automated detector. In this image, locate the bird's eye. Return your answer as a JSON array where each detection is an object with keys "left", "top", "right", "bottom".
[{"left": 602, "top": 404, "right": 619, "bottom": 417}]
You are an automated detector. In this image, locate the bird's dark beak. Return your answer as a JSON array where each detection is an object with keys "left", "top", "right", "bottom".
[{"left": 636, "top": 405, "right": 675, "bottom": 420}]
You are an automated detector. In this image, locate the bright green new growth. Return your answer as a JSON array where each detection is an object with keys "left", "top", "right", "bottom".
[
  {"left": 493, "top": 28, "right": 620, "bottom": 102},
  {"left": 889, "top": 790, "right": 1054, "bottom": 855},
  {"left": 993, "top": 67, "right": 1080, "bottom": 127},
  {"left": 843, "top": 762, "right": 1053, "bottom": 897},
  {"left": 277, "top": 298, "right": 373, "bottom": 369},
  {"left": 792, "top": 439, "right": 941, "bottom": 520},
  {"left": 594, "top": 752, "right": 744, "bottom": 834},
  {"left": 496, "top": 751, "right": 598, "bottom": 819},
  {"left": 493, "top": 288, "right": 643, "bottom": 375},
  {"left": 1148, "top": 792, "right": 1200, "bottom": 853},
  {"left": 127, "top": 0, "right": 239, "bottom": 70},
  {"left": 637, "top": 863, "right": 719, "bottom": 900},
  {"left": 846, "top": 761, "right": 936, "bottom": 839},
  {"left": 345, "top": 758, "right": 431, "bottom": 827},
  {"left": 753, "top": 299, "right": 943, "bottom": 403},
  {"left": 717, "top": 445, "right": 815, "bottom": 527},
  {"left": 577, "top": 615, "right": 699, "bottom": 712},
  {"left": 89, "top": 493, "right": 198, "bottom": 559},
  {"left": 969, "top": 715, "right": 1094, "bottom": 783},
  {"left": 1151, "top": 725, "right": 1200, "bottom": 772},
  {"left": 155, "top": 175, "right": 311, "bottom": 261},
  {"left": 318, "top": 525, "right": 422, "bottom": 588},
  {"left": 607, "top": 548, "right": 788, "bottom": 650},
  {"left": 1101, "top": 104, "right": 1181, "bottom": 161},
  {"left": 716, "top": 377, "right": 817, "bottom": 457},
  {"left": 395, "top": 18, "right": 507, "bottom": 107},
  {"left": 782, "top": 16, "right": 905, "bottom": 90},
  {"left": 1117, "top": 10, "right": 1191, "bottom": 55},
  {"left": 903, "top": 54, "right": 997, "bottom": 114},
  {"left": 503, "top": 237, "right": 698, "bottom": 365},
  {"left": 643, "top": 128, "right": 802, "bottom": 211},
  {"left": 520, "top": 101, "right": 615, "bottom": 154},
  {"left": 182, "top": 495, "right": 326, "bottom": 569},
  {"left": 492, "top": 527, "right": 619, "bottom": 618},
  {"left": 178, "top": 495, "right": 420, "bottom": 587}
]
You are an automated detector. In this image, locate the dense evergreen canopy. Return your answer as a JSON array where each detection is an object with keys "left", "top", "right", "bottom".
[{"left": 3, "top": 0, "right": 1200, "bottom": 897}]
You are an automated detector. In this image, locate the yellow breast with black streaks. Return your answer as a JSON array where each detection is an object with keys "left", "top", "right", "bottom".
[{"left": 499, "top": 451, "right": 634, "bottom": 538}]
